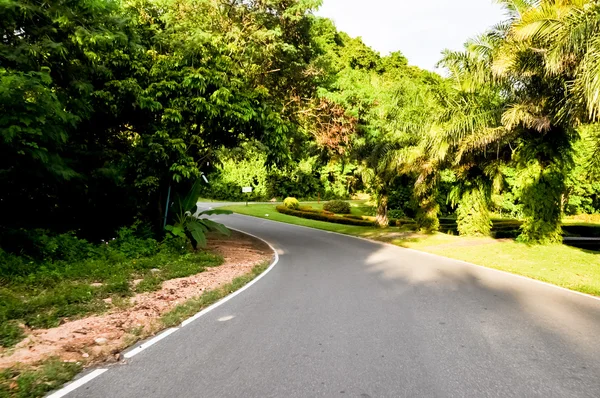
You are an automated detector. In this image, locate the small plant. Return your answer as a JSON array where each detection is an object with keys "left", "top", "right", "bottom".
[
  {"left": 165, "top": 179, "right": 233, "bottom": 249},
  {"left": 323, "top": 200, "right": 351, "bottom": 214},
  {"left": 283, "top": 197, "right": 300, "bottom": 209}
]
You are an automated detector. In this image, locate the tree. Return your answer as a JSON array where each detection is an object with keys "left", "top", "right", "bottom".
[{"left": 434, "top": 34, "right": 510, "bottom": 237}]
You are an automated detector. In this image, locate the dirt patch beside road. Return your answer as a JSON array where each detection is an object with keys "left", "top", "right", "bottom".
[{"left": 0, "top": 231, "right": 273, "bottom": 369}]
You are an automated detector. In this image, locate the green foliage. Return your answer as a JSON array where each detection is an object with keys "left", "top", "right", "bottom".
[
  {"left": 455, "top": 187, "right": 492, "bottom": 237},
  {"left": 388, "top": 209, "right": 406, "bottom": 219},
  {"left": 0, "top": 358, "right": 82, "bottom": 398},
  {"left": 283, "top": 197, "right": 301, "bottom": 210},
  {"left": 0, "top": 226, "right": 222, "bottom": 347},
  {"left": 166, "top": 180, "right": 232, "bottom": 249},
  {"left": 202, "top": 144, "right": 270, "bottom": 201},
  {"left": 517, "top": 165, "right": 565, "bottom": 244},
  {"left": 388, "top": 182, "right": 417, "bottom": 218},
  {"left": 416, "top": 196, "right": 440, "bottom": 233},
  {"left": 323, "top": 200, "right": 351, "bottom": 214},
  {"left": 1, "top": 0, "right": 323, "bottom": 242},
  {"left": 0, "top": 321, "right": 24, "bottom": 349},
  {"left": 201, "top": 143, "right": 354, "bottom": 202},
  {"left": 276, "top": 206, "right": 376, "bottom": 227}
]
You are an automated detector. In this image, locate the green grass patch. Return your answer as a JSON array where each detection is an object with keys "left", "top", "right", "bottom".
[
  {"left": 0, "top": 233, "right": 223, "bottom": 348},
  {"left": 399, "top": 234, "right": 600, "bottom": 296},
  {"left": 224, "top": 203, "right": 600, "bottom": 297},
  {"left": 0, "top": 358, "right": 82, "bottom": 398},
  {"left": 161, "top": 261, "right": 271, "bottom": 327}
]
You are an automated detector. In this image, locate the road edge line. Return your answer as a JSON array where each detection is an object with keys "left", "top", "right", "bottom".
[
  {"left": 123, "top": 328, "right": 179, "bottom": 359},
  {"left": 180, "top": 228, "right": 279, "bottom": 327},
  {"left": 44, "top": 229, "right": 278, "bottom": 397},
  {"left": 46, "top": 369, "right": 108, "bottom": 398}
]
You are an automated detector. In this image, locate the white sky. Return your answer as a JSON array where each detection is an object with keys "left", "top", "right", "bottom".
[{"left": 316, "top": 0, "right": 506, "bottom": 71}]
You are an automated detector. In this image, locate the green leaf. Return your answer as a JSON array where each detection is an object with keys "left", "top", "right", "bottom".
[
  {"left": 187, "top": 221, "right": 208, "bottom": 248},
  {"left": 200, "top": 219, "right": 231, "bottom": 236}
]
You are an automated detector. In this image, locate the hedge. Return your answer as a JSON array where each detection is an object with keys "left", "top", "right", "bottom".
[
  {"left": 323, "top": 200, "right": 351, "bottom": 214},
  {"left": 276, "top": 206, "right": 376, "bottom": 227}
]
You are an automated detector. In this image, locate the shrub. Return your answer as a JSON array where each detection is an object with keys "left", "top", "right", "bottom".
[
  {"left": 276, "top": 206, "right": 375, "bottom": 227},
  {"left": 283, "top": 197, "right": 300, "bottom": 210},
  {"left": 416, "top": 196, "right": 440, "bottom": 233},
  {"left": 388, "top": 209, "right": 405, "bottom": 219},
  {"left": 323, "top": 200, "right": 351, "bottom": 214},
  {"left": 456, "top": 187, "right": 492, "bottom": 237}
]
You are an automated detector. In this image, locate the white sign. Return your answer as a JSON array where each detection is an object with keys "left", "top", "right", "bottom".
[{"left": 242, "top": 187, "right": 253, "bottom": 193}]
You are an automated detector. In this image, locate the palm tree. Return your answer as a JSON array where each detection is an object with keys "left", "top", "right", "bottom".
[
  {"left": 490, "top": 0, "right": 585, "bottom": 243},
  {"left": 433, "top": 35, "right": 511, "bottom": 237},
  {"left": 504, "top": 0, "right": 600, "bottom": 176}
]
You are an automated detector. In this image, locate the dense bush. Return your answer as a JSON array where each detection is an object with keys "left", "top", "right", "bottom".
[
  {"left": 416, "top": 196, "right": 440, "bottom": 233},
  {"left": 276, "top": 206, "right": 375, "bottom": 227},
  {"left": 323, "top": 200, "right": 351, "bottom": 214},
  {"left": 283, "top": 197, "right": 300, "bottom": 210},
  {"left": 517, "top": 165, "right": 565, "bottom": 244},
  {"left": 456, "top": 187, "right": 492, "bottom": 237}
]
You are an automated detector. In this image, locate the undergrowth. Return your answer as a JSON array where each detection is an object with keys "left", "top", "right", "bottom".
[
  {"left": 0, "top": 225, "right": 223, "bottom": 348},
  {"left": 0, "top": 358, "right": 81, "bottom": 398}
]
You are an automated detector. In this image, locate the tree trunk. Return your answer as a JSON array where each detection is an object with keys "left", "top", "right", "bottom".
[{"left": 376, "top": 194, "right": 389, "bottom": 227}]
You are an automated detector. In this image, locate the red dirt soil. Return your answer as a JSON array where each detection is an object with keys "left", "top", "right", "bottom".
[{"left": 0, "top": 231, "right": 273, "bottom": 369}]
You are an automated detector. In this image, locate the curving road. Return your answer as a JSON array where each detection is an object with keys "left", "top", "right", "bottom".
[{"left": 64, "top": 209, "right": 600, "bottom": 397}]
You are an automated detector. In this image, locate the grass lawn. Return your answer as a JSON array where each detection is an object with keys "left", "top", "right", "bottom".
[{"left": 222, "top": 203, "right": 600, "bottom": 296}]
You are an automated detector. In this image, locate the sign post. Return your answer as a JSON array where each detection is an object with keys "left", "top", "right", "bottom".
[{"left": 242, "top": 187, "right": 253, "bottom": 206}]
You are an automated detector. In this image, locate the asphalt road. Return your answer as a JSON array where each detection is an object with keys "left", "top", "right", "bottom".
[{"left": 66, "top": 209, "right": 600, "bottom": 398}]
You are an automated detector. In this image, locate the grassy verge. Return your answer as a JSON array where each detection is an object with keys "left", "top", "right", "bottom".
[
  {"left": 0, "top": 245, "right": 222, "bottom": 348},
  {"left": 0, "top": 358, "right": 82, "bottom": 398},
  {"left": 161, "top": 261, "right": 270, "bottom": 327},
  {"left": 0, "top": 261, "right": 273, "bottom": 398},
  {"left": 223, "top": 204, "right": 600, "bottom": 296}
]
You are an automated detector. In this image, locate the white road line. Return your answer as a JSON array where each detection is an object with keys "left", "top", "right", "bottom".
[
  {"left": 43, "top": 226, "right": 278, "bottom": 397},
  {"left": 180, "top": 228, "right": 279, "bottom": 327},
  {"left": 46, "top": 369, "right": 107, "bottom": 398},
  {"left": 123, "top": 328, "right": 179, "bottom": 359}
]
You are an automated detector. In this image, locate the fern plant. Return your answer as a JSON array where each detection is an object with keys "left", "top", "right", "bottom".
[{"left": 165, "top": 180, "right": 232, "bottom": 249}]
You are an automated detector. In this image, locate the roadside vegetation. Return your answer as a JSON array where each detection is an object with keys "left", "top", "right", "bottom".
[
  {"left": 0, "top": 358, "right": 81, "bottom": 398},
  {"left": 0, "top": 225, "right": 222, "bottom": 349}
]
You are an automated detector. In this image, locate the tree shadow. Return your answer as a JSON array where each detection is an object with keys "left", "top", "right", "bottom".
[{"left": 357, "top": 244, "right": 600, "bottom": 395}]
